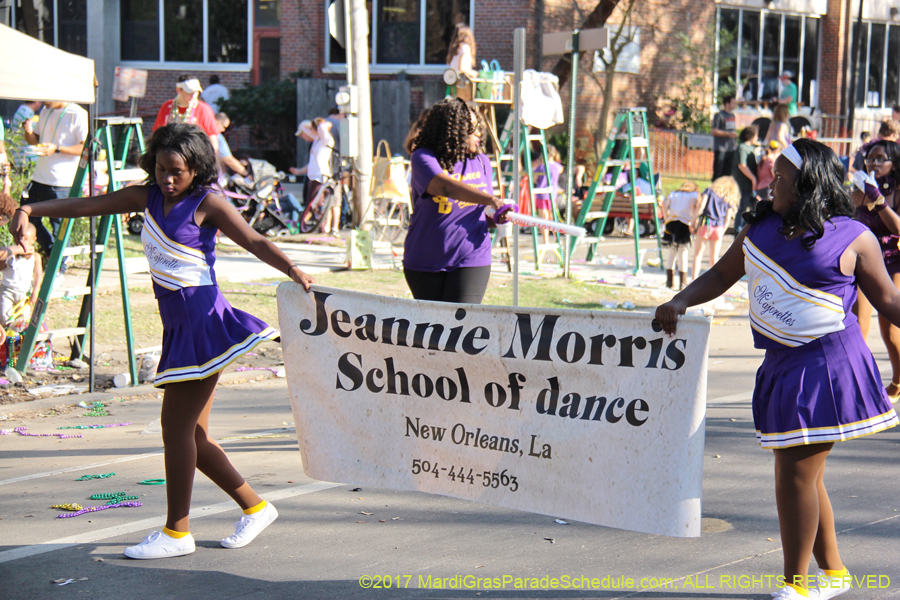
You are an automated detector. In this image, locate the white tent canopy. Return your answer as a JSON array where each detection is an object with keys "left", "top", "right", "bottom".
[{"left": 0, "top": 24, "right": 95, "bottom": 104}]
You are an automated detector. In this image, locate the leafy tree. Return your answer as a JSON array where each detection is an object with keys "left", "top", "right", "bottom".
[{"left": 219, "top": 76, "right": 302, "bottom": 169}]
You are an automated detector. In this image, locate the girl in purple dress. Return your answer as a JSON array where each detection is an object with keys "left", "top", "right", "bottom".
[
  {"left": 404, "top": 98, "right": 513, "bottom": 303},
  {"left": 11, "top": 124, "right": 314, "bottom": 560},
  {"left": 656, "top": 139, "right": 899, "bottom": 600},
  {"left": 852, "top": 139, "right": 900, "bottom": 402}
]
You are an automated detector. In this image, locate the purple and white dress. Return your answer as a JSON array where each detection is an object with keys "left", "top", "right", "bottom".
[
  {"left": 142, "top": 184, "right": 278, "bottom": 387},
  {"left": 744, "top": 211, "right": 899, "bottom": 448}
]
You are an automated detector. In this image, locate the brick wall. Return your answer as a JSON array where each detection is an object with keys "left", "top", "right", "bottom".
[
  {"left": 819, "top": 0, "right": 850, "bottom": 117},
  {"left": 114, "top": 70, "right": 252, "bottom": 154}
]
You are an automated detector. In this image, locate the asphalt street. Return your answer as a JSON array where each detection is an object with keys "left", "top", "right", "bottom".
[{"left": 1, "top": 310, "right": 898, "bottom": 600}]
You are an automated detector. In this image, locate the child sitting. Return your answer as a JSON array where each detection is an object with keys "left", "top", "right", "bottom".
[{"left": 0, "top": 223, "right": 41, "bottom": 330}]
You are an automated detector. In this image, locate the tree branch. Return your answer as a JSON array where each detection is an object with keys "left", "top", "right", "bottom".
[{"left": 550, "top": 0, "right": 622, "bottom": 89}]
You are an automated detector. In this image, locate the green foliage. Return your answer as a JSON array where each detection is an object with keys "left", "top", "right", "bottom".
[
  {"left": 665, "top": 22, "right": 735, "bottom": 134},
  {"left": 219, "top": 76, "right": 300, "bottom": 170}
]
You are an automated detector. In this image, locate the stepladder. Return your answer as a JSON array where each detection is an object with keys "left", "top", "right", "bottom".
[
  {"left": 569, "top": 108, "right": 663, "bottom": 275},
  {"left": 15, "top": 116, "right": 143, "bottom": 385}
]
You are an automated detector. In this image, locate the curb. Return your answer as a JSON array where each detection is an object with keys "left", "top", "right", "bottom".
[{"left": 0, "top": 369, "right": 280, "bottom": 418}]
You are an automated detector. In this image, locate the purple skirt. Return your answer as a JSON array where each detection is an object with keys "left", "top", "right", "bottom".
[
  {"left": 753, "top": 324, "right": 899, "bottom": 448},
  {"left": 154, "top": 285, "right": 278, "bottom": 387}
]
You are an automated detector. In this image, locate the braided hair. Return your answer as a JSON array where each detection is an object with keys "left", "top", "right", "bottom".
[
  {"left": 744, "top": 138, "right": 854, "bottom": 250},
  {"left": 412, "top": 98, "right": 477, "bottom": 173}
]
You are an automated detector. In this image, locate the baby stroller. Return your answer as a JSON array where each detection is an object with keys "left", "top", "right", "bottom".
[{"left": 219, "top": 159, "right": 299, "bottom": 236}]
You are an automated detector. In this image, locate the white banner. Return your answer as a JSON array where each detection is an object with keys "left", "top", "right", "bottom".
[{"left": 278, "top": 284, "right": 710, "bottom": 537}]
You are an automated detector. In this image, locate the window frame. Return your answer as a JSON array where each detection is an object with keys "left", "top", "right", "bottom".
[
  {"left": 119, "top": 0, "right": 254, "bottom": 72},
  {"left": 715, "top": 6, "right": 821, "bottom": 108},
  {"left": 5, "top": 0, "right": 86, "bottom": 53},
  {"left": 852, "top": 19, "right": 900, "bottom": 109},
  {"left": 323, "top": 0, "right": 475, "bottom": 75}
]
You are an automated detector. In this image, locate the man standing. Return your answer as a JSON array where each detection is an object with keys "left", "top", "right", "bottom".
[
  {"left": 201, "top": 75, "right": 230, "bottom": 113},
  {"left": 21, "top": 101, "right": 88, "bottom": 278},
  {"left": 710, "top": 96, "right": 737, "bottom": 181},
  {"left": 775, "top": 71, "right": 798, "bottom": 116},
  {"left": 153, "top": 75, "right": 218, "bottom": 154}
]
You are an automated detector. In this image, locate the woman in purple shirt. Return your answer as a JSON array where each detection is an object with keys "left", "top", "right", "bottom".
[{"left": 404, "top": 98, "right": 509, "bottom": 303}]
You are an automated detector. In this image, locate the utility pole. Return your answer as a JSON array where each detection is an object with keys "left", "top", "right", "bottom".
[{"left": 350, "top": 0, "right": 373, "bottom": 226}]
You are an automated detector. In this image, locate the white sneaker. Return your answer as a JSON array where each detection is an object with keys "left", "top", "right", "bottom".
[
  {"left": 770, "top": 586, "right": 809, "bottom": 599},
  {"left": 123, "top": 530, "right": 195, "bottom": 559},
  {"left": 221, "top": 502, "right": 278, "bottom": 549},
  {"left": 815, "top": 568, "right": 851, "bottom": 600}
]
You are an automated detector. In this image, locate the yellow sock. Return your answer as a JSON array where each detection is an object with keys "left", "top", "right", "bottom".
[
  {"left": 243, "top": 499, "right": 266, "bottom": 515},
  {"left": 163, "top": 527, "right": 190, "bottom": 539},
  {"left": 823, "top": 568, "right": 848, "bottom": 577},
  {"left": 786, "top": 583, "right": 809, "bottom": 597}
]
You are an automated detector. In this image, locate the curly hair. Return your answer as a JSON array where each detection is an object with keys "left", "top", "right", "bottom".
[
  {"left": 744, "top": 139, "right": 854, "bottom": 250},
  {"left": 412, "top": 98, "right": 477, "bottom": 172},
  {"left": 0, "top": 190, "right": 18, "bottom": 219},
  {"left": 706, "top": 176, "right": 741, "bottom": 208},
  {"left": 138, "top": 124, "right": 218, "bottom": 189}
]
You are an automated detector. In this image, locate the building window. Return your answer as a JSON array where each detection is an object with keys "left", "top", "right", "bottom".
[
  {"left": 255, "top": 0, "right": 279, "bottom": 27},
  {"left": 717, "top": 8, "right": 820, "bottom": 108},
  {"left": 7, "top": 0, "right": 87, "bottom": 56},
  {"left": 326, "top": 0, "right": 473, "bottom": 69},
  {"left": 120, "top": 0, "right": 250, "bottom": 67},
  {"left": 850, "top": 20, "right": 900, "bottom": 109}
]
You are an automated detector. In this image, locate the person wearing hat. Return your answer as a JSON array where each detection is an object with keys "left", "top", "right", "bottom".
[
  {"left": 153, "top": 74, "right": 218, "bottom": 154},
  {"left": 289, "top": 118, "right": 338, "bottom": 235},
  {"left": 774, "top": 71, "right": 798, "bottom": 116}
]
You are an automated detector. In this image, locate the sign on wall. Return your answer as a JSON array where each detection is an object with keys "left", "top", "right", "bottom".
[{"left": 278, "top": 284, "right": 711, "bottom": 537}]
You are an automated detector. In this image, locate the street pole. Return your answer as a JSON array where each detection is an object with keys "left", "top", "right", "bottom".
[
  {"left": 563, "top": 31, "right": 579, "bottom": 279},
  {"left": 350, "top": 0, "right": 372, "bottom": 227},
  {"left": 513, "top": 28, "right": 525, "bottom": 307}
]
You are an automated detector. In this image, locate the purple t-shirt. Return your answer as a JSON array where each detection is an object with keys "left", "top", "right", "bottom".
[{"left": 403, "top": 149, "right": 495, "bottom": 272}]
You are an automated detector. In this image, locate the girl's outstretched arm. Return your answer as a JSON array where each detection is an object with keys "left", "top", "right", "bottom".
[
  {"left": 197, "top": 192, "right": 314, "bottom": 291},
  {"left": 10, "top": 186, "right": 149, "bottom": 243},
  {"left": 851, "top": 230, "right": 900, "bottom": 326},
  {"left": 655, "top": 225, "right": 749, "bottom": 334}
]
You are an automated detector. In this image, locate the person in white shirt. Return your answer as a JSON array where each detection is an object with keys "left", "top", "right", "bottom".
[
  {"left": 201, "top": 75, "right": 230, "bottom": 113},
  {"left": 0, "top": 223, "right": 41, "bottom": 328},
  {"left": 290, "top": 119, "right": 337, "bottom": 235},
  {"left": 446, "top": 23, "right": 478, "bottom": 80},
  {"left": 21, "top": 101, "right": 88, "bottom": 273}
]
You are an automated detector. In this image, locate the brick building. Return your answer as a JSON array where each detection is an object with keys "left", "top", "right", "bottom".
[{"left": 3, "top": 0, "right": 898, "bottom": 154}]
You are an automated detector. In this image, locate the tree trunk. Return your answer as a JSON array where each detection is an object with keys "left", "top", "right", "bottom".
[
  {"left": 551, "top": 0, "right": 621, "bottom": 89},
  {"left": 595, "top": 65, "right": 617, "bottom": 159}
]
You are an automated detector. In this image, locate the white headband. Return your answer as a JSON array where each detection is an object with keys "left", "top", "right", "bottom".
[
  {"left": 176, "top": 79, "right": 202, "bottom": 95},
  {"left": 782, "top": 144, "right": 803, "bottom": 170}
]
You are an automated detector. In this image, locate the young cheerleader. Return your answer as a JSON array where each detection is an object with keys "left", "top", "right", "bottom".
[
  {"left": 11, "top": 124, "right": 314, "bottom": 559},
  {"left": 660, "top": 181, "right": 699, "bottom": 290},
  {"left": 691, "top": 175, "right": 740, "bottom": 280},
  {"left": 656, "top": 139, "right": 900, "bottom": 599},
  {"left": 851, "top": 139, "right": 900, "bottom": 402}
]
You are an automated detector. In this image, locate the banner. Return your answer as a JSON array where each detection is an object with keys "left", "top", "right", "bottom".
[{"left": 278, "top": 284, "right": 710, "bottom": 537}]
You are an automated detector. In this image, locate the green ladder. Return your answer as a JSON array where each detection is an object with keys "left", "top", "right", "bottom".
[
  {"left": 494, "top": 117, "right": 566, "bottom": 270},
  {"left": 16, "top": 116, "right": 142, "bottom": 385},
  {"left": 569, "top": 108, "right": 663, "bottom": 275},
  {"left": 520, "top": 127, "right": 566, "bottom": 269}
]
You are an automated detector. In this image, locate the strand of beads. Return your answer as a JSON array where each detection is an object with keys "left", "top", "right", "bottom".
[
  {"left": 7, "top": 427, "right": 82, "bottom": 439},
  {"left": 52, "top": 503, "right": 83, "bottom": 511},
  {"left": 76, "top": 473, "right": 115, "bottom": 481},
  {"left": 90, "top": 492, "right": 139, "bottom": 505},
  {"left": 57, "top": 501, "right": 142, "bottom": 518},
  {"left": 58, "top": 423, "right": 132, "bottom": 430},
  {"left": 83, "top": 402, "right": 108, "bottom": 417}
]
